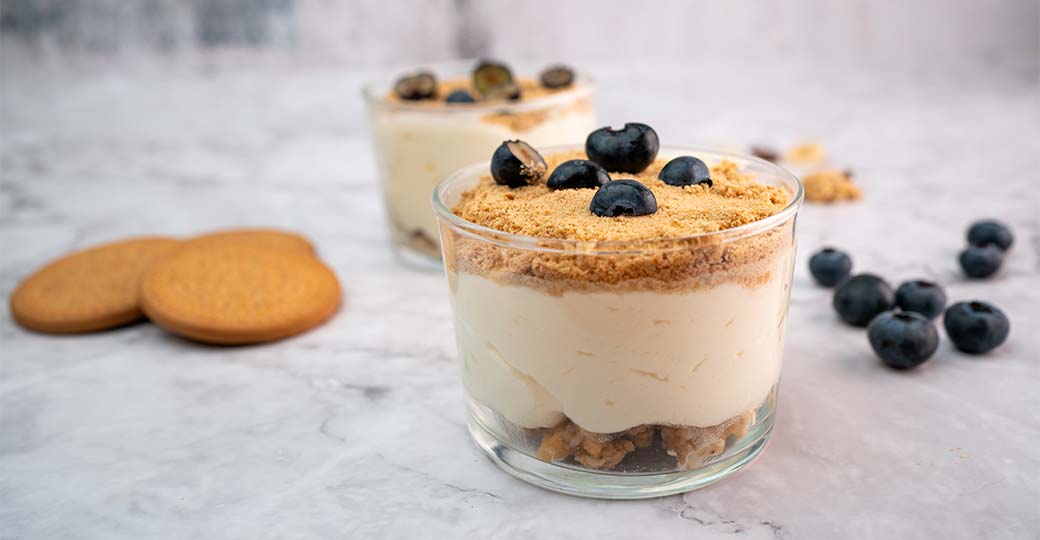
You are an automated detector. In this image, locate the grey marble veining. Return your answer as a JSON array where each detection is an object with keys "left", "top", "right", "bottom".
[{"left": 1, "top": 62, "right": 1038, "bottom": 539}]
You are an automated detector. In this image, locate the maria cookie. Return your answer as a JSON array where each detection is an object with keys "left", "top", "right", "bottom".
[
  {"left": 140, "top": 245, "right": 340, "bottom": 345},
  {"left": 187, "top": 228, "right": 316, "bottom": 256},
  {"left": 10, "top": 236, "right": 181, "bottom": 333}
]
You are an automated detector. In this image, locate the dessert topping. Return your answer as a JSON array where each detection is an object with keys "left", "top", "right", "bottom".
[
  {"left": 445, "top": 89, "right": 477, "bottom": 103},
  {"left": 393, "top": 71, "right": 437, "bottom": 101},
  {"left": 473, "top": 60, "right": 516, "bottom": 99},
  {"left": 589, "top": 180, "right": 658, "bottom": 217},
  {"left": 539, "top": 65, "right": 575, "bottom": 89},
  {"left": 490, "top": 140, "right": 547, "bottom": 188},
  {"left": 546, "top": 159, "right": 611, "bottom": 190},
  {"left": 585, "top": 123, "right": 660, "bottom": 174},
  {"left": 658, "top": 155, "right": 712, "bottom": 187}
]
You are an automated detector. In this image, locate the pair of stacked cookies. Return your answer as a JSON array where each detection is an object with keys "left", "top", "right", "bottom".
[{"left": 9, "top": 229, "right": 341, "bottom": 345}]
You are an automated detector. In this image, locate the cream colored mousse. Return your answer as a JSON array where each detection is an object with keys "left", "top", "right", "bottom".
[
  {"left": 448, "top": 150, "right": 794, "bottom": 441},
  {"left": 369, "top": 78, "right": 594, "bottom": 254}
]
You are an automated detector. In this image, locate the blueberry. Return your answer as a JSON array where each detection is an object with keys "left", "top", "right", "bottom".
[
  {"left": 894, "top": 280, "right": 947, "bottom": 319},
  {"left": 484, "top": 80, "right": 521, "bottom": 101},
  {"left": 546, "top": 160, "right": 610, "bottom": 190},
  {"left": 585, "top": 123, "right": 660, "bottom": 173},
  {"left": 473, "top": 60, "right": 515, "bottom": 98},
  {"left": 658, "top": 156, "right": 712, "bottom": 187},
  {"left": 394, "top": 71, "right": 436, "bottom": 101},
  {"left": 540, "top": 65, "right": 575, "bottom": 89},
  {"left": 959, "top": 245, "right": 1003, "bottom": 278},
  {"left": 445, "top": 89, "right": 476, "bottom": 103},
  {"left": 943, "top": 301, "right": 1010, "bottom": 354},
  {"left": 589, "top": 180, "right": 657, "bottom": 217},
  {"left": 967, "top": 220, "right": 1013, "bottom": 251},
  {"left": 808, "top": 247, "right": 852, "bottom": 287},
  {"left": 832, "top": 274, "right": 894, "bottom": 327},
  {"left": 490, "top": 140, "right": 547, "bottom": 188},
  {"left": 867, "top": 310, "right": 939, "bottom": 369}
]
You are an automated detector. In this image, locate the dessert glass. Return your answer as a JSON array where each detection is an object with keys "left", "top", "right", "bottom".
[
  {"left": 364, "top": 61, "right": 596, "bottom": 270},
  {"left": 433, "top": 145, "right": 803, "bottom": 499}
]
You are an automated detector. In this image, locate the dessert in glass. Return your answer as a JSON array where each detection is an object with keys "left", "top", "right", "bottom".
[
  {"left": 364, "top": 60, "right": 596, "bottom": 268},
  {"left": 433, "top": 124, "right": 803, "bottom": 498}
]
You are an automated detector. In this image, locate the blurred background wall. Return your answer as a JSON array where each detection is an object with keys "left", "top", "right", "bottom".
[{"left": 1, "top": 0, "right": 1036, "bottom": 81}]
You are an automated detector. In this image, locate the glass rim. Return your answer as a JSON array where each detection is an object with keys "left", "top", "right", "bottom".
[
  {"left": 432, "top": 143, "right": 804, "bottom": 255},
  {"left": 361, "top": 59, "right": 596, "bottom": 114}
]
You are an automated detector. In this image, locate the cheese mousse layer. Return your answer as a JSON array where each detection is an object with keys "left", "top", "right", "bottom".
[
  {"left": 444, "top": 150, "right": 797, "bottom": 436},
  {"left": 455, "top": 251, "right": 791, "bottom": 433}
]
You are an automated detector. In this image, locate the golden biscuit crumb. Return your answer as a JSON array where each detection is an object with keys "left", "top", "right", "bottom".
[
  {"left": 784, "top": 142, "right": 827, "bottom": 165},
  {"left": 803, "top": 169, "right": 862, "bottom": 203},
  {"left": 534, "top": 412, "right": 754, "bottom": 471}
]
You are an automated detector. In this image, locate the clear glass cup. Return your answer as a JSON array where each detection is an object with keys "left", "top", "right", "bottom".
[
  {"left": 363, "top": 60, "right": 597, "bottom": 270},
  {"left": 433, "top": 145, "right": 803, "bottom": 499}
]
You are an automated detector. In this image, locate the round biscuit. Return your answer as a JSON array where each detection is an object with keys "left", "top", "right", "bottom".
[
  {"left": 10, "top": 236, "right": 182, "bottom": 333},
  {"left": 140, "top": 245, "right": 340, "bottom": 345},
  {"left": 186, "top": 228, "right": 315, "bottom": 256}
]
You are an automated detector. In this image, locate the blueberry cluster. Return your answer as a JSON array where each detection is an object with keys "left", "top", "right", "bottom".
[
  {"left": 393, "top": 61, "right": 577, "bottom": 104},
  {"left": 489, "top": 123, "right": 715, "bottom": 219},
  {"left": 808, "top": 229, "right": 1012, "bottom": 370},
  {"left": 959, "top": 220, "right": 1013, "bottom": 278}
]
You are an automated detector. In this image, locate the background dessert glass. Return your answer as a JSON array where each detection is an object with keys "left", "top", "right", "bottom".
[
  {"left": 364, "top": 61, "right": 596, "bottom": 269},
  {"left": 433, "top": 145, "right": 803, "bottom": 499}
]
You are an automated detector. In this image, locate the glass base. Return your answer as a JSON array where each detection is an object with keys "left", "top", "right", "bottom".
[
  {"left": 391, "top": 240, "right": 443, "bottom": 272},
  {"left": 387, "top": 217, "right": 443, "bottom": 271},
  {"left": 466, "top": 397, "right": 774, "bottom": 499}
]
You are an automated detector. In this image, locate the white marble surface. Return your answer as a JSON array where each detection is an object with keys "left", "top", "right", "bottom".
[{"left": 1, "top": 61, "right": 1038, "bottom": 539}]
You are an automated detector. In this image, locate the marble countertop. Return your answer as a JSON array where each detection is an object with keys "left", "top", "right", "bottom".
[{"left": 1, "top": 62, "right": 1037, "bottom": 539}]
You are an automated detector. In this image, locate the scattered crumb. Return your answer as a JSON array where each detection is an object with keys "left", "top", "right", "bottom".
[
  {"left": 803, "top": 169, "right": 862, "bottom": 203},
  {"left": 784, "top": 142, "right": 828, "bottom": 165}
]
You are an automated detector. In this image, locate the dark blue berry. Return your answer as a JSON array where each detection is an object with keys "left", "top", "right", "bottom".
[
  {"left": 473, "top": 61, "right": 515, "bottom": 99},
  {"left": 394, "top": 71, "right": 436, "bottom": 100},
  {"left": 490, "top": 140, "right": 546, "bottom": 188},
  {"left": 867, "top": 310, "right": 939, "bottom": 369},
  {"left": 832, "top": 274, "right": 894, "bottom": 327},
  {"left": 967, "top": 220, "right": 1013, "bottom": 250},
  {"left": 658, "top": 156, "right": 711, "bottom": 187},
  {"left": 445, "top": 90, "right": 476, "bottom": 103},
  {"left": 585, "top": 123, "right": 659, "bottom": 173},
  {"left": 943, "top": 301, "right": 1010, "bottom": 354},
  {"left": 589, "top": 180, "right": 657, "bottom": 217},
  {"left": 485, "top": 81, "right": 521, "bottom": 101},
  {"left": 894, "top": 280, "right": 947, "bottom": 320},
  {"left": 540, "top": 65, "right": 575, "bottom": 89},
  {"left": 959, "top": 245, "right": 1003, "bottom": 278},
  {"left": 546, "top": 160, "right": 610, "bottom": 190},
  {"left": 808, "top": 247, "right": 852, "bottom": 287}
]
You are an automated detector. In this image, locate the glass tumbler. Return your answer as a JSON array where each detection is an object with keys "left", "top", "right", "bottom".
[
  {"left": 363, "top": 61, "right": 596, "bottom": 269},
  {"left": 433, "top": 145, "right": 803, "bottom": 498}
]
